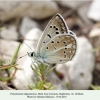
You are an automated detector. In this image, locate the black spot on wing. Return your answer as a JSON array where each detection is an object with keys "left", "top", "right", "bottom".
[
  {"left": 64, "top": 51, "right": 66, "bottom": 53},
  {"left": 56, "top": 32, "right": 59, "bottom": 34},
  {"left": 50, "top": 26, "right": 52, "bottom": 28},
  {"left": 57, "top": 41, "right": 60, "bottom": 43},
  {"left": 51, "top": 41, "right": 54, "bottom": 43},
  {"left": 53, "top": 26, "right": 56, "bottom": 28},
  {"left": 70, "top": 32, "right": 74, "bottom": 35},
  {"left": 56, "top": 28, "right": 58, "bottom": 30},
  {"left": 47, "top": 34, "right": 51, "bottom": 38},
  {"left": 63, "top": 41, "right": 66, "bottom": 44}
]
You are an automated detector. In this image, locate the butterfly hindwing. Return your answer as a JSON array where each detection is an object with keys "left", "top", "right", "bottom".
[{"left": 40, "top": 34, "right": 77, "bottom": 64}]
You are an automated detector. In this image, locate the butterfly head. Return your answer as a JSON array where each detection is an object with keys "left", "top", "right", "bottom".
[
  {"left": 27, "top": 52, "right": 35, "bottom": 58},
  {"left": 27, "top": 52, "right": 44, "bottom": 64}
]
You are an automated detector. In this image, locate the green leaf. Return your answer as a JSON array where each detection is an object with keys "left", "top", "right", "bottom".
[
  {"left": 0, "top": 75, "right": 13, "bottom": 82},
  {"left": 31, "top": 65, "right": 41, "bottom": 77},
  {"left": 49, "top": 86, "right": 56, "bottom": 90},
  {"left": 90, "top": 84, "right": 100, "bottom": 90},
  {"left": 30, "top": 63, "right": 55, "bottom": 90},
  {"left": 28, "top": 85, "right": 35, "bottom": 90},
  {"left": 43, "top": 82, "right": 51, "bottom": 89}
]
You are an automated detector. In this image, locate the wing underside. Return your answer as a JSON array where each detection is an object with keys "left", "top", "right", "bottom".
[{"left": 35, "top": 13, "right": 77, "bottom": 64}]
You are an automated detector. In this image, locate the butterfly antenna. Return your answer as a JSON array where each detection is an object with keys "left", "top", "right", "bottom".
[
  {"left": 19, "top": 54, "right": 28, "bottom": 59},
  {"left": 23, "top": 41, "right": 33, "bottom": 51},
  {"left": 17, "top": 36, "right": 33, "bottom": 51}
]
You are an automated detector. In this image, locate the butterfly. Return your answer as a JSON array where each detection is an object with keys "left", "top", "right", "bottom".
[{"left": 28, "top": 13, "right": 77, "bottom": 65}]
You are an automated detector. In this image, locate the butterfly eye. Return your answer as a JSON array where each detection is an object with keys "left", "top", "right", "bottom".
[
  {"left": 30, "top": 52, "right": 34, "bottom": 57},
  {"left": 28, "top": 52, "right": 34, "bottom": 57}
]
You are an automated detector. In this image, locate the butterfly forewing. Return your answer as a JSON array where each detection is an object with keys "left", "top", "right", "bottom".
[{"left": 36, "top": 13, "right": 69, "bottom": 54}]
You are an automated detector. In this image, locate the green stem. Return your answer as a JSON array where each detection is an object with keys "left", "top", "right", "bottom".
[
  {"left": 10, "top": 43, "right": 21, "bottom": 64},
  {"left": 0, "top": 64, "right": 18, "bottom": 70}
]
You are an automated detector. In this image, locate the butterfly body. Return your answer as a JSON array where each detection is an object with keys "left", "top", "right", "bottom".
[
  {"left": 28, "top": 13, "right": 77, "bottom": 65},
  {"left": 28, "top": 52, "right": 45, "bottom": 64}
]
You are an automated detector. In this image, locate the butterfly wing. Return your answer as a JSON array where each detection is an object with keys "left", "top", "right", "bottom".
[
  {"left": 36, "top": 13, "right": 69, "bottom": 54},
  {"left": 35, "top": 13, "right": 77, "bottom": 64},
  {"left": 40, "top": 34, "right": 77, "bottom": 64}
]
